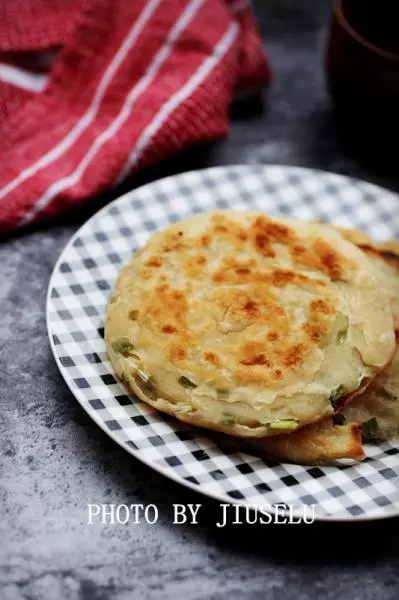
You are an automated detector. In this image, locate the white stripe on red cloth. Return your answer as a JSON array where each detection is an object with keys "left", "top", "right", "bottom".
[
  {"left": 117, "top": 21, "right": 238, "bottom": 183},
  {"left": 0, "top": 0, "right": 162, "bottom": 203},
  {"left": 17, "top": 0, "right": 205, "bottom": 227},
  {"left": 0, "top": 62, "right": 48, "bottom": 92}
]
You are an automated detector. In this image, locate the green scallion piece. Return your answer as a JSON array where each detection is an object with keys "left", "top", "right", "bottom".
[
  {"left": 362, "top": 417, "right": 382, "bottom": 443},
  {"left": 219, "top": 413, "right": 236, "bottom": 426},
  {"left": 266, "top": 419, "right": 299, "bottom": 431},
  {"left": 330, "top": 385, "right": 345, "bottom": 410},
  {"left": 120, "top": 371, "right": 129, "bottom": 383},
  {"left": 178, "top": 376, "right": 197, "bottom": 389},
  {"left": 136, "top": 368, "right": 152, "bottom": 385},
  {"left": 112, "top": 337, "right": 134, "bottom": 354},
  {"left": 336, "top": 328, "right": 348, "bottom": 345}
]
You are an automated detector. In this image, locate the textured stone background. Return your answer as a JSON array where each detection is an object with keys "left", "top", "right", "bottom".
[{"left": 1, "top": 1, "right": 399, "bottom": 599}]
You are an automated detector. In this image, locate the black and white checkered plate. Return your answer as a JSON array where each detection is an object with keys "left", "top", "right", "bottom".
[{"left": 47, "top": 165, "right": 399, "bottom": 521}]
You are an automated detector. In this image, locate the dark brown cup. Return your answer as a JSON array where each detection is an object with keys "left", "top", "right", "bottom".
[{"left": 326, "top": 0, "right": 399, "bottom": 172}]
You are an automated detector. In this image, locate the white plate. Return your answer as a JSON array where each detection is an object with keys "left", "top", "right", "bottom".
[{"left": 47, "top": 165, "right": 399, "bottom": 521}]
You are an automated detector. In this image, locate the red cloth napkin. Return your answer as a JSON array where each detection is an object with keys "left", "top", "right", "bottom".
[{"left": 0, "top": 0, "right": 271, "bottom": 232}]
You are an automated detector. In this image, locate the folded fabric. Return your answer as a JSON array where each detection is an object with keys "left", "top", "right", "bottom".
[{"left": 0, "top": 0, "right": 271, "bottom": 232}]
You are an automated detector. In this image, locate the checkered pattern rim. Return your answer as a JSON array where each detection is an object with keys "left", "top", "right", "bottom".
[{"left": 47, "top": 165, "right": 399, "bottom": 521}]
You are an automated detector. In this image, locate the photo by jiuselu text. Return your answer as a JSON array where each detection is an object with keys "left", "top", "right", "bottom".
[{"left": 87, "top": 503, "right": 316, "bottom": 526}]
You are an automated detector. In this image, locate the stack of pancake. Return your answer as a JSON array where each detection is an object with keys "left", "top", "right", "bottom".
[{"left": 106, "top": 211, "right": 399, "bottom": 464}]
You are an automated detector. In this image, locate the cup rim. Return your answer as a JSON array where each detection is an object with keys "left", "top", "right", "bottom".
[{"left": 334, "top": 0, "right": 399, "bottom": 63}]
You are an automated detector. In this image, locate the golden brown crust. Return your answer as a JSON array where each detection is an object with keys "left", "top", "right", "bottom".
[
  {"left": 344, "top": 344, "right": 399, "bottom": 440},
  {"left": 334, "top": 226, "right": 399, "bottom": 329},
  {"left": 257, "top": 228, "right": 399, "bottom": 463},
  {"left": 106, "top": 211, "right": 395, "bottom": 438},
  {"left": 332, "top": 226, "right": 373, "bottom": 248},
  {"left": 247, "top": 419, "right": 365, "bottom": 464},
  {"left": 335, "top": 227, "right": 399, "bottom": 441},
  {"left": 334, "top": 226, "right": 399, "bottom": 264}
]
